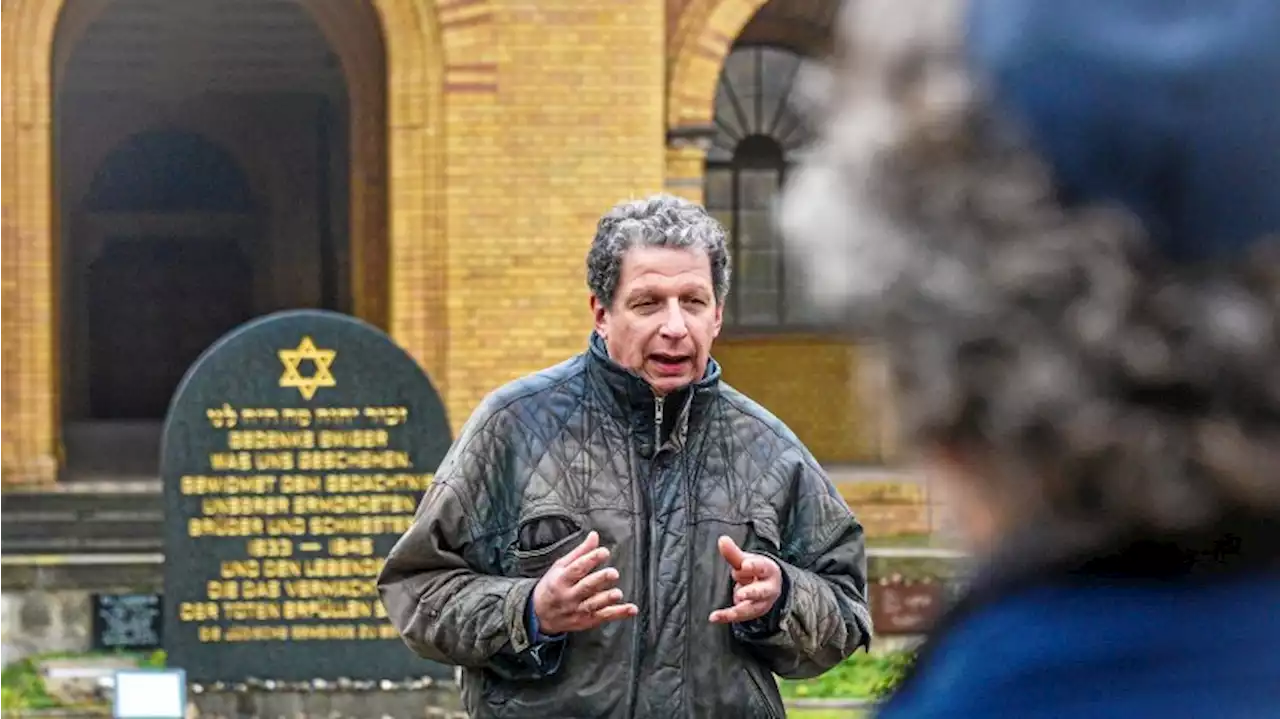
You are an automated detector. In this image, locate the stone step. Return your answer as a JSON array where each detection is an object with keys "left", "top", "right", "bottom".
[
  {"left": 1, "top": 527, "right": 164, "bottom": 555},
  {"left": 1, "top": 491, "right": 166, "bottom": 554},
  {"left": 856, "top": 503, "right": 942, "bottom": 538},
  {"left": 838, "top": 480, "right": 932, "bottom": 506},
  {"left": 1, "top": 491, "right": 164, "bottom": 516},
  {"left": 1, "top": 516, "right": 163, "bottom": 542},
  {"left": 0, "top": 536, "right": 164, "bottom": 554}
]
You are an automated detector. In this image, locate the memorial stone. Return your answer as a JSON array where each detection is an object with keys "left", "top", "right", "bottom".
[{"left": 160, "top": 309, "right": 451, "bottom": 682}]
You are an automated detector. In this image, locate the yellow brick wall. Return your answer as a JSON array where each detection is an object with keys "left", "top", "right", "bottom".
[
  {"left": 2, "top": 0, "right": 61, "bottom": 485},
  {"left": 441, "top": 0, "right": 667, "bottom": 432},
  {"left": 715, "top": 337, "right": 876, "bottom": 464}
]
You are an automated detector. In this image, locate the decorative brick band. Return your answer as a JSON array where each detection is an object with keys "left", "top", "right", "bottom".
[
  {"left": 437, "top": 0, "right": 497, "bottom": 94},
  {"left": 445, "top": 63, "right": 498, "bottom": 94}
]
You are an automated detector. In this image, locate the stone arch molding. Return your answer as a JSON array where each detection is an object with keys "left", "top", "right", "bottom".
[
  {"left": 0, "top": 0, "right": 453, "bottom": 483},
  {"left": 667, "top": 0, "right": 775, "bottom": 131},
  {"left": 663, "top": 0, "right": 773, "bottom": 204}
]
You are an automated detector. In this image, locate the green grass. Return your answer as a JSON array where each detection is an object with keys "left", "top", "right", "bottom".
[
  {"left": 789, "top": 710, "right": 869, "bottom": 719},
  {"left": 779, "top": 650, "right": 914, "bottom": 702}
]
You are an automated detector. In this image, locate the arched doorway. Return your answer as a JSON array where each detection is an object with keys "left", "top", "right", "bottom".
[
  {"left": 81, "top": 131, "right": 258, "bottom": 421},
  {"left": 54, "top": 0, "right": 361, "bottom": 477}
]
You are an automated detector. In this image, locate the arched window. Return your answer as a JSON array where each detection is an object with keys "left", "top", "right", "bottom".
[{"left": 705, "top": 45, "right": 812, "bottom": 329}]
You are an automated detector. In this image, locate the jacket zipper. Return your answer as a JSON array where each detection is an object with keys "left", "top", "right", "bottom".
[
  {"left": 625, "top": 442, "right": 646, "bottom": 718},
  {"left": 681, "top": 393, "right": 697, "bottom": 717},
  {"left": 647, "top": 396, "right": 665, "bottom": 644},
  {"left": 654, "top": 396, "right": 664, "bottom": 448},
  {"left": 625, "top": 396, "right": 662, "bottom": 717}
]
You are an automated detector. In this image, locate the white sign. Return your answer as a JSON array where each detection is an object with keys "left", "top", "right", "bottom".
[{"left": 113, "top": 669, "right": 186, "bottom": 719}]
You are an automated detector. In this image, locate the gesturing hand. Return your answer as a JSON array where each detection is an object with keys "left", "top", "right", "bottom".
[
  {"left": 708, "top": 535, "right": 782, "bottom": 625},
  {"left": 532, "top": 531, "right": 639, "bottom": 635}
]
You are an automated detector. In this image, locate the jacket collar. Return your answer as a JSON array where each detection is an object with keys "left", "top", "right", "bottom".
[{"left": 585, "top": 332, "right": 721, "bottom": 454}]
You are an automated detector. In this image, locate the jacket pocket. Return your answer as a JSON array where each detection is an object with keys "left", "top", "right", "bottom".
[
  {"left": 747, "top": 517, "right": 783, "bottom": 557},
  {"left": 510, "top": 512, "right": 586, "bottom": 577}
]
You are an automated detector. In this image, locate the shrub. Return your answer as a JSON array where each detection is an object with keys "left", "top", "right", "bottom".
[
  {"left": 869, "top": 649, "right": 916, "bottom": 699},
  {"left": 0, "top": 687, "right": 13, "bottom": 713},
  {"left": 0, "top": 657, "right": 60, "bottom": 711}
]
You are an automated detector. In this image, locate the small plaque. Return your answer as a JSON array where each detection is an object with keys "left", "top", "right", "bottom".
[
  {"left": 160, "top": 309, "right": 452, "bottom": 682},
  {"left": 93, "top": 594, "right": 163, "bottom": 652},
  {"left": 114, "top": 669, "right": 185, "bottom": 719},
  {"left": 869, "top": 580, "right": 947, "bottom": 635}
]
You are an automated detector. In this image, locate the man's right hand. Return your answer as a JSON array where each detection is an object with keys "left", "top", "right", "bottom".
[{"left": 532, "top": 531, "right": 639, "bottom": 635}]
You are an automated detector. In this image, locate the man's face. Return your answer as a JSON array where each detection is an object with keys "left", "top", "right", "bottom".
[{"left": 592, "top": 246, "right": 723, "bottom": 396}]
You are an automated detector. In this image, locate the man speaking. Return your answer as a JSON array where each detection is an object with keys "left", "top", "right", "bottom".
[{"left": 378, "top": 194, "right": 871, "bottom": 717}]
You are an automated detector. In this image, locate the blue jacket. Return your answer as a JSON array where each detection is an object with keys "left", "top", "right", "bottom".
[{"left": 876, "top": 569, "right": 1280, "bottom": 718}]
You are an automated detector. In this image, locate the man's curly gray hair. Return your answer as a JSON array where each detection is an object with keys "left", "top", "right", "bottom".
[
  {"left": 780, "top": 0, "right": 1280, "bottom": 549},
  {"left": 587, "top": 193, "right": 731, "bottom": 309}
]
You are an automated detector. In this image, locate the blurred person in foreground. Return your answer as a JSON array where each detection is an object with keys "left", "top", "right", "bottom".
[
  {"left": 780, "top": 0, "right": 1280, "bottom": 716},
  {"left": 379, "top": 194, "right": 871, "bottom": 717}
]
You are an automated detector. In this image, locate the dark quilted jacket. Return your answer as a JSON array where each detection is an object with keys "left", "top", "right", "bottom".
[{"left": 378, "top": 333, "right": 872, "bottom": 718}]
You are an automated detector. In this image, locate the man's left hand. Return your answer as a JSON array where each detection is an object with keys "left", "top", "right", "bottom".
[{"left": 708, "top": 535, "right": 782, "bottom": 624}]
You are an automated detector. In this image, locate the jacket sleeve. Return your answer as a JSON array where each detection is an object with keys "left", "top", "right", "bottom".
[
  {"left": 376, "top": 407, "right": 565, "bottom": 681},
  {"left": 734, "top": 457, "right": 873, "bottom": 679}
]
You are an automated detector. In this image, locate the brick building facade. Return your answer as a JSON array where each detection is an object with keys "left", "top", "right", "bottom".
[{"left": 1, "top": 0, "right": 900, "bottom": 486}]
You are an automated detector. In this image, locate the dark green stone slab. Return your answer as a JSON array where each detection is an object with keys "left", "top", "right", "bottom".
[{"left": 161, "top": 309, "right": 451, "bottom": 682}]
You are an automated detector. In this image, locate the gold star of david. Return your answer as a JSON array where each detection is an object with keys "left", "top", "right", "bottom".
[{"left": 278, "top": 336, "right": 337, "bottom": 400}]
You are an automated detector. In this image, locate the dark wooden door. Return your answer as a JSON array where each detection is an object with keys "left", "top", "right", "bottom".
[{"left": 88, "top": 238, "right": 253, "bottom": 419}]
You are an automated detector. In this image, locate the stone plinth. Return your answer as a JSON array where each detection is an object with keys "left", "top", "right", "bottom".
[
  {"left": 1, "top": 591, "right": 95, "bottom": 665},
  {"left": 188, "top": 683, "right": 465, "bottom": 719}
]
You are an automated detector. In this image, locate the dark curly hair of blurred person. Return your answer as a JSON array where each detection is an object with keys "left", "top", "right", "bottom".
[{"left": 780, "top": 0, "right": 1280, "bottom": 569}]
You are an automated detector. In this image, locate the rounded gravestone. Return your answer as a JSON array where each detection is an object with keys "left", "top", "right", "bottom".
[{"left": 160, "top": 309, "right": 451, "bottom": 683}]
